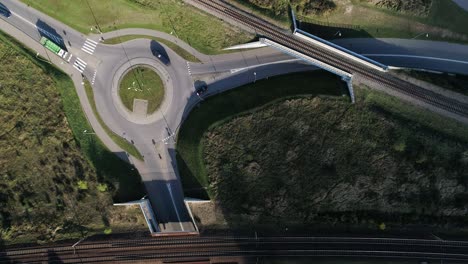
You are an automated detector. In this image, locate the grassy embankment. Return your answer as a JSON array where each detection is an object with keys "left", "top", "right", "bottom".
[
  {"left": 234, "top": 0, "right": 468, "bottom": 42},
  {"left": 396, "top": 70, "right": 468, "bottom": 96},
  {"left": 119, "top": 66, "right": 165, "bottom": 113},
  {"left": 176, "top": 71, "right": 347, "bottom": 198},
  {"left": 0, "top": 30, "right": 146, "bottom": 245},
  {"left": 20, "top": 0, "right": 252, "bottom": 55},
  {"left": 103, "top": 35, "right": 201, "bottom": 63},
  {"left": 202, "top": 89, "right": 468, "bottom": 229},
  {"left": 178, "top": 70, "right": 468, "bottom": 231}
]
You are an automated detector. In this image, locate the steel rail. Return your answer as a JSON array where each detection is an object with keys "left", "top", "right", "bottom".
[{"left": 192, "top": 0, "right": 468, "bottom": 117}]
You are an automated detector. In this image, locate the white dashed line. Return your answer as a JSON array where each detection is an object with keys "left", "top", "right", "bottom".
[
  {"left": 363, "top": 54, "right": 468, "bottom": 65},
  {"left": 91, "top": 69, "right": 98, "bottom": 85},
  {"left": 161, "top": 133, "right": 176, "bottom": 145},
  {"left": 186, "top": 61, "right": 192, "bottom": 76},
  {"left": 81, "top": 38, "right": 98, "bottom": 55}
]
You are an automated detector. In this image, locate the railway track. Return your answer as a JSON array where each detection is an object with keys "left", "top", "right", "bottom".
[
  {"left": 3, "top": 236, "right": 468, "bottom": 263},
  {"left": 192, "top": 0, "right": 468, "bottom": 118}
]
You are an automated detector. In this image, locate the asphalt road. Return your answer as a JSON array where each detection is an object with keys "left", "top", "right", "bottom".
[
  {"left": 0, "top": 0, "right": 313, "bottom": 233},
  {"left": 333, "top": 38, "right": 468, "bottom": 75},
  {"left": 1, "top": 0, "right": 468, "bottom": 233},
  {"left": 452, "top": 0, "right": 468, "bottom": 11}
]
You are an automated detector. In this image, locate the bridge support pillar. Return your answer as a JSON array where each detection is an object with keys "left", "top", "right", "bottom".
[{"left": 343, "top": 76, "right": 355, "bottom": 103}]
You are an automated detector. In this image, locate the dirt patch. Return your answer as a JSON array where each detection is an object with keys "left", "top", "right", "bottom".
[{"left": 187, "top": 201, "right": 228, "bottom": 228}]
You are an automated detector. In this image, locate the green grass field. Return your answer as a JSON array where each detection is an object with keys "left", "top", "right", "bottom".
[
  {"left": 177, "top": 68, "right": 468, "bottom": 230},
  {"left": 21, "top": 0, "right": 252, "bottom": 55},
  {"left": 235, "top": 0, "right": 468, "bottom": 42},
  {"left": 176, "top": 71, "right": 346, "bottom": 198},
  {"left": 103, "top": 35, "right": 201, "bottom": 62},
  {"left": 119, "top": 67, "right": 165, "bottom": 114},
  {"left": 202, "top": 89, "right": 468, "bottom": 228},
  {"left": 0, "top": 30, "right": 145, "bottom": 244},
  {"left": 83, "top": 81, "right": 143, "bottom": 160}
]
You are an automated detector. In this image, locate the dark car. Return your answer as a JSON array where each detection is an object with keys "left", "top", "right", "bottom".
[
  {"left": 0, "top": 3, "right": 11, "bottom": 18},
  {"left": 150, "top": 40, "right": 170, "bottom": 65},
  {"left": 196, "top": 84, "right": 208, "bottom": 96},
  {"left": 155, "top": 52, "right": 169, "bottom": 65}
]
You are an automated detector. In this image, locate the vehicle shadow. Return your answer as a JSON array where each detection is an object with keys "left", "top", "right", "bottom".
[
  {"left": 36, "top": 19, "right": 67, "bottom": 50},
  {"left": 0, "top": 2, "right": 11, "bottom": 18}
]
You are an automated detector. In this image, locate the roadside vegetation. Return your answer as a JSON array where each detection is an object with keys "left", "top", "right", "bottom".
[
  {"left": 83, "top": 81, "right": 144, "bottom": 160},
  {"left": 20, "top": 0, "right": 252, "bottom": 55},
  {"left": 235, "top": 0, "right": 468, "bottom": 42},
  {"left": 119, "top": 66, "right": 165, "bottom": 114},
  {"left": 178, "top": 71, "right": 468, "bottom": 231},
  {"left": 177, "top": 71, "right": 346, "bottom": 198},
  {"left": 0, "top": 31, "right": 145, "bottom": 245},
  {"left": 395, "top": 70, "right": 468, "bottom": 96},
  {"left": 203, "top": 90, "right": 468, "bottom": 229},
  {"left": 103, "top": 35, "right": 201, "bottom": 62}
]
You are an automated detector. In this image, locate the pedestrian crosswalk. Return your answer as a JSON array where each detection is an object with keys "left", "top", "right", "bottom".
[
  {"left": 81, "top": 38, "right": 98, "bottom": 55},
  {"left": 73, "top": 57, "right": 87, "bottom": 73}
]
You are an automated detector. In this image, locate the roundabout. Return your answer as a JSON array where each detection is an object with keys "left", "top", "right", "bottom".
[
  {"left": 119, "top": 65, "right": 165, "bottom": 115},
  {"left": 111, "top": 58, "right": 174, "bottom": 125}
]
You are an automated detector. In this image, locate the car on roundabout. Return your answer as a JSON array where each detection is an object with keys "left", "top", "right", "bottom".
[
  {"left": 196, "top": 84, "right": 208, "bottom": 96},
  {"left": 155, "top": 52, "right": 169, "bottom": 65}
]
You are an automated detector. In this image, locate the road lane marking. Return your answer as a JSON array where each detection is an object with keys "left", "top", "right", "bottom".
[
  {"left": 230, "top": 58, "right": 301, "bottom": 74},
  {"left": 73, "top": 57, "right": 87, "bottom": 73},
  {"left": 10, "top": 10, "right": 37, "bottom": 29},
  {"left": 81, "top": 38, "right": 97, "bottom": 55},
  {"left": 363, "top": 54, "right": 468, "bottom": 65},
  {"left": 91, "top": 69, "right": 98, "bottom": 85},
  {"left": 166, "top": 182, "right": 184, "bottom": 231},
  {"left": 186, "top": 61, "right": 192, "bottom": 76}
]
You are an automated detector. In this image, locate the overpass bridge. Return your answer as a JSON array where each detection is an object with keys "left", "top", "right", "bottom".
[{"left": 191, "top": 0, "right": 468, "bottom": 120}]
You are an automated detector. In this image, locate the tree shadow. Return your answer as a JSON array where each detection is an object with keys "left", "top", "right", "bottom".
[
  {"left": 297, "top": 16, "right": 373, "bottom": 40},
  {"left": 36, "top": 19, "right": 67, "bottom": 50},
  {"left": 86, "top": 135, "right": 145, "bottom": 203},
  {"left": 175, "top": 151, "right": 209, "bottom": 200}
]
